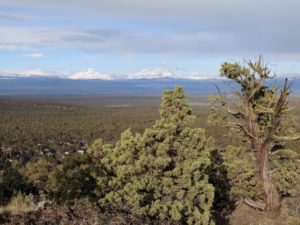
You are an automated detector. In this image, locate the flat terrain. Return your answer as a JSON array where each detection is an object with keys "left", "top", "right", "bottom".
[
  {"left": 0, "top": 95, "right": 300, "bottom": 225},
  {"left": 1, "top": 95, "right": 299, "bottom": 152}
]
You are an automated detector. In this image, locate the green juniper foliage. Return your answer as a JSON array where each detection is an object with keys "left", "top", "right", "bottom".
[
  {"left": 21, "top": 158, "right": 56, "bottom": 194},
  {"left": 221, "top": 146, "right": 260, "bottom": 201},
  {"left": 54, "top": 153, "right": 98, "bottom": 202},
  {"left": 0, "top": 151, "right": 28, "bottom": 205},
  {"left": 88, "top": 87, "right": 215, "bottom": 225},
  {"left": 222, "top": 146, "right": 300, "bottom": 201},
  {"left": 270, "top": 149, "right": 300, "bottom": 197}
]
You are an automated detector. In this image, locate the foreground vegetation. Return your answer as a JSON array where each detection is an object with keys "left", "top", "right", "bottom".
[{"left": 0, "top": 59, "right": 300, "bottom": 224}]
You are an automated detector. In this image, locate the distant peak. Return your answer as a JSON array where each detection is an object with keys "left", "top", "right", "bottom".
[
  {"left": 127, "top": 68, "right": 211, "bottom": 80},
  {"left": 68, "top": 69, "right": 113, "bottom": 80},
  {"left": 128, "top": 68, "right": 174, "bottom": 79}
]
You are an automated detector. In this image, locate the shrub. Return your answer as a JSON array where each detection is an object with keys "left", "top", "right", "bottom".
[
  {"left": 21, "top": 158, "right": 56, "bottom": 194},
  {"left": 54, "top": 153, "right": 99, "bottom": 202},
  {"left": 221, "top": 146, "right": 260, "bottom": 201},
  {"left": 270, "top": 149, "right": 300, "bottom": 197},
  {"left": 222, "top": 146, "right": 300, "bottom": 202},
  {"left": 0, "top": 151, "right": 27, "bottom": 205},
  {"left": 89, "top": 87, "right": 215, "bottom": 225}
]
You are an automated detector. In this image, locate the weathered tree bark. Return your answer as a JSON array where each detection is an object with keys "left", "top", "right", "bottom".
[
  {"left": 245, "top": 82, "right": 283, "bottom": 214},
  {"left": 255, "top": 142, "right": 280, "bottom": 214}
]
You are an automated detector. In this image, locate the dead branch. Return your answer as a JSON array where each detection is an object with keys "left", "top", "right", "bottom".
[
  {"left": 244, "top": 198, "right": 265, "bottom": 211},
  {"left": 273, "top": 135, "right": 300, "bottom": 142}
]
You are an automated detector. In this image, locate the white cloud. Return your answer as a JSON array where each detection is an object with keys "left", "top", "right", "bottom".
[
  {"left": 0, "top": 44, "right": 18, "bottom": 50},
  {"left": 69, "top": 68, "right": 113, "bottom": 80},
  {"left": 21, "top": 53, "right": 44, "bottom": 58},
  {"left": 1, "top": 0, "right": 300, "bottom": 60},
  {"left": 0, "top": 12, "right": 29, "bottom": 21}
]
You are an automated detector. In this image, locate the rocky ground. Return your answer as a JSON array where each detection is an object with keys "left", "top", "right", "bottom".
[
  {"left": 0, "top": 200, "right": 179, "bottom": 225},
  {"left": 1, "top": 200, "right": 299, "bottom": 225}
]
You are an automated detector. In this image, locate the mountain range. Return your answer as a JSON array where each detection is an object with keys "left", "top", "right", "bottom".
[
  {"left": 0, "top": 76, "right": 299, "bottom": 97},
  {"left": 0, "top": 68, "right": 211, "bottom": 81}
]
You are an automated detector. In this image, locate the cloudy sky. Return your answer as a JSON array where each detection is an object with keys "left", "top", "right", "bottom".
[{"left": 0, "top": 0, "right": 300, "bottom": 79}]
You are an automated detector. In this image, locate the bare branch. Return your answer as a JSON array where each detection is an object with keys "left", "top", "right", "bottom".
[
  {"left": 244, "top": 198, "right": 265, "bottom": 211},
  {"left": 273, "top": 135, "right": 300, "bottom": 142},
  {"left": 239, "top": 125, "right": 257, "bottom": 140},
  {"left": 248, "top": 76, "right": 265, "bottom": 100},
  {"left": 227, "top": 107, "right": 245, "bottom": 118},
  {"left": 213, "top": 83, "right": 222, "bottom": 95},
  {"left": 224, "top": 122, "right": 258, "bottom": 140},
  {"left": 268, "top": 168, "right": 280, "bottom": 174},
  {"left": 254, "top": 103, "right": 275, "bottom": 114},
  {"left": 265, "top": 78, "right": 289, "bottom": 143}
]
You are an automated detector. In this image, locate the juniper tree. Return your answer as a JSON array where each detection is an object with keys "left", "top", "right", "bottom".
[
  {"left": 209, "top": 57, "right": 300, "bottom": 214},
  {"left": 89, "top": 87, "right": 215, "bottom": 225},
  {"left": 0, "top": 151, "right": 27, "bottom": 205},
  {"left": 54, "top": 153, "right": 99, "bottom": 202},
  {"left": 21, "top": 158, "right": 56, "bottom": 194}
]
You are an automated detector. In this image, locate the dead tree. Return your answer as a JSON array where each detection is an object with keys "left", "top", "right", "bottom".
[{"left": 210, "top": 57, "right": 300, "bottom": 214}]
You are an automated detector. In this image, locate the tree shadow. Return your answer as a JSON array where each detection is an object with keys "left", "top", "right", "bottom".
[{"left": 209, "top": 148, "right": 235, "bottom": 225}]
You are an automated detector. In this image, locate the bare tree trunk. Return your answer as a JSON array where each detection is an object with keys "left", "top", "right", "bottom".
[{"left": 256, "top": 144, "right": 280, "bottom": 214}]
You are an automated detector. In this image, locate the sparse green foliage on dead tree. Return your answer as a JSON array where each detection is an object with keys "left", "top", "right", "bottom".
[{"left": 209, "top": 57, "right": 300, "bottom": 214}]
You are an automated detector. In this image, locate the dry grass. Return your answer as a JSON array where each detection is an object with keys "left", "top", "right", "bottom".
[
  {"left": 228, "top": 204, "right": 300, "bottom": 225},
  {"left": 0, "top": 192, "right": 36, "bottom": 215}
]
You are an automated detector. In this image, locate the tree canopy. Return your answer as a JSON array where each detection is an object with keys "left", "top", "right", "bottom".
[{"left": 89, "top": 87, "right": 215, "bottom": 225}]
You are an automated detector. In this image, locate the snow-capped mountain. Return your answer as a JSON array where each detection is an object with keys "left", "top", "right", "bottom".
[
  {"left": 128, "top": 69, "right": 175, "bottom": 79},
  {"left": 0, "top": 69, "right": 61, "bottom": 78},
  {"left": 68, "top": 69, "right": 113, "bottom": 80},
  {"left": 0, "top": 68, "right": 212, "bottom": 80},
  {"left": 127, "top": 69, "right": 210, "bottom": 80}
]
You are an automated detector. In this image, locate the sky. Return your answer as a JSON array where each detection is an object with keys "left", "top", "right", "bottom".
[{"left": 0, "top": 0, "right": 300, "bottom": 79}]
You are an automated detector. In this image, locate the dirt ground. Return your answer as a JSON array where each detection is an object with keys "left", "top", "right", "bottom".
[
  {"left": 0, "top": 200, "right": 180, "bottom": 225},
  {"left": 228, "top": 204, "right": 300, "bottom": 225},
  {"left": 1, "top": 200, "right": 299, "bottom": 225}
]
